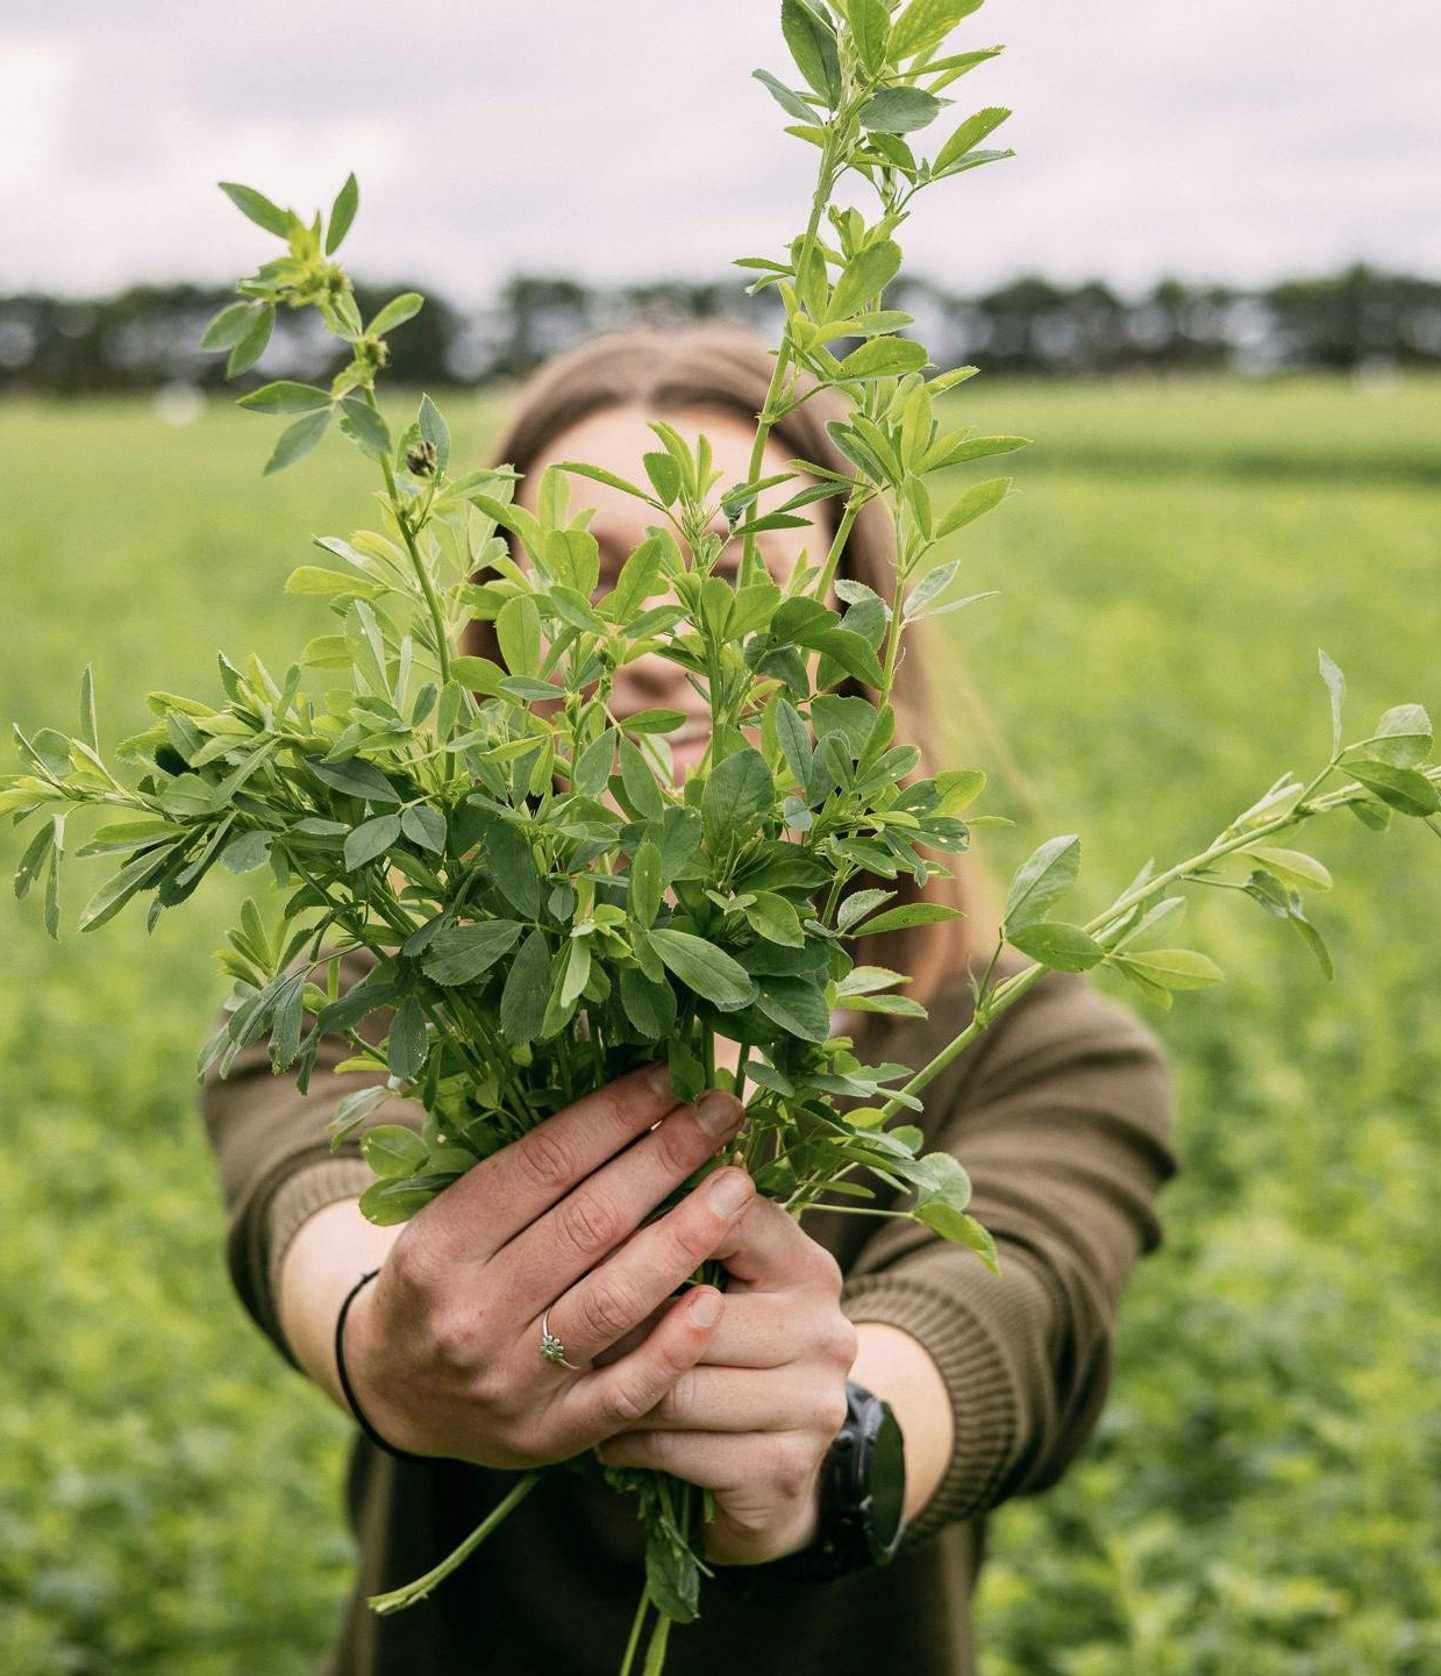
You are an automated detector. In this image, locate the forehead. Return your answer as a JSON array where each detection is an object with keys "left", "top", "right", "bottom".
[{"left": 518, "top": 403, "right": 823, "bottom": 572}]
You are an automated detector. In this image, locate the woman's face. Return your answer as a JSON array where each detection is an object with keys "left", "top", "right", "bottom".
[{"left": 518, "top": 403, "right": 825, "bottom": 776}]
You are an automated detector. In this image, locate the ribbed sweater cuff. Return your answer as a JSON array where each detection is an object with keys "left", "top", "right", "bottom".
[
  {"left": 262, "top": 1156, "right": 374, "bottom": 1364},
  {"left": 842, "top": 1269, "right": 1020, "bottom": 1549}
]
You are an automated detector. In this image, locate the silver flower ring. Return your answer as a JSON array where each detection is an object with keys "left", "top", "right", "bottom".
[{"left": 539, "top": 1309, "right": 579, "bottom": 1371}]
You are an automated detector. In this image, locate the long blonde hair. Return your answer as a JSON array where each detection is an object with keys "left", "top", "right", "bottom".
[{"left": 462, "top": 322, "right": 1001, "bottom": 1002}]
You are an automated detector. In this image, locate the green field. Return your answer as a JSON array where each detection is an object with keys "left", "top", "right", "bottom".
[{"left": 3, "top": 375, "right": 1440, "bottom": 1674}]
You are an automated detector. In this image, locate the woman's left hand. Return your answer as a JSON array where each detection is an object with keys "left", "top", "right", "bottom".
[{"left": 595, "top": 1188, "right": 858, "bottom": 1565}]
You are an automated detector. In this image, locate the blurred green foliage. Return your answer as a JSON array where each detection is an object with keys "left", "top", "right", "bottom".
[{"left": 2, "top": 377, "right": 1439, "bottom": 1674}]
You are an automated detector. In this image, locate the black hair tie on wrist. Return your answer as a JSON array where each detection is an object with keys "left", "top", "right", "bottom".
[{"left": 334, "top": 1268, "right": 429, "bottom": 1464}]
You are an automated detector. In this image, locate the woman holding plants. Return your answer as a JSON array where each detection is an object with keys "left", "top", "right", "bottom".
[{"left": 202, "top": 323, "right": 1179, "bottom": 1675}]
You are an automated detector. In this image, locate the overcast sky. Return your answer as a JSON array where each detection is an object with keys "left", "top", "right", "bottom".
[{"left": 3, "top": 1, "right": 1438, "bottom": 303}]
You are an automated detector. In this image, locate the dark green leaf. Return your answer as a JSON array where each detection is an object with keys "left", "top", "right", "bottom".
[
  {"left": 703, "top": 748, "right": 773, "bottom": 855},
  {"left": 386, "top": 1000, "right": 428, "bottom": 1082},
  {"left": 781, "top": 0, "right": 840, "bottom": 102},
  {"left": 857, "top": 87, "right": 945, "bottom": 134},
  {"left": 501, "top": 929, "right": 553, "bottom": 1043},
  {"left": 619, "top": 738, "right": 665, "bottom": 820},
  {"left": 649, "top": 929, "right": 756, "bottom": 1010},
  {"left": 620, "top": 967, "right": 677, "bottom": 1038},
  {"left": 305, "top": 754, "right": 402, "bottom": 804},
  {"left": 221, "top": 830, "right": 272, "bottom": 874},
  {"left": 423, "top": 918, "right": 524, "bottom": 986},
  {"left": 362, "top": 1124, "right": 429, "bottom": 1180},
  {"left": 401, "top": 804, "right": 446, "bottom": 854},
  {"left": 630, "top": 839, "right": 663, "bottom": 928},
  {"left": 848, "top": 900, "right": 963, "bottom": 937},
  {"left": 344, "top": 813, "right": 402, "bottom": 871}
]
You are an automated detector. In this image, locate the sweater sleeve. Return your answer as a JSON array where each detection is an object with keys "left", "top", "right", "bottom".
[
  {"left": 197, "top": 944, "right": 424, "bottom": 1369},
  {"left": 838, "top": 964, "right": 1180, "bottom": 1550}
]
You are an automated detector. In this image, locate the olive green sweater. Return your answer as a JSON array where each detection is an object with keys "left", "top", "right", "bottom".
[{"left": 199, "top": 948, "right": 1178, "bottom": 1675}]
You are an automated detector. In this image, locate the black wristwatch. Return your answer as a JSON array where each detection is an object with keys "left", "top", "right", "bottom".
[{"left": 767, "top": 1378, "right": 908, "bottom": 1582}]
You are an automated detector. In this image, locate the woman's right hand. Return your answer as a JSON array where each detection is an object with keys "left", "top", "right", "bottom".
[{"left": 339, "top": 1064, "right": 752, "bottom": 1469}]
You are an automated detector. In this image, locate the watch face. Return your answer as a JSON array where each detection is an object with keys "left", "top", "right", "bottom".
[{"left": 869, "top": 1404, "right": 907, "bottom": 1549}]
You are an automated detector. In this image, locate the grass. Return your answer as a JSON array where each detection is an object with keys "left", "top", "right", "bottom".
[{"left": 2, "top": 374, "right": 1440, "bottom": 1674}]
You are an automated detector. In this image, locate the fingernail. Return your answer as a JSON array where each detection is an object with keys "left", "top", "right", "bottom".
[
  {"left": 645, "top": 1063, "right": 673, "bottom": 1100},
  {"left": 708, "top": 1167, "right": 752, "bottom": 1215},
  {"left": 694, "top": 1089, "right": 742, "bottom": 1139},
  {"left": 689, "top": 1288, "right": 722, "bottom": 1328}
]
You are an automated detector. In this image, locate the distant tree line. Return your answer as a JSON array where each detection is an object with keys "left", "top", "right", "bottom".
[{"left": 2, "top": 264, "right": 1438, "bottom": 396}]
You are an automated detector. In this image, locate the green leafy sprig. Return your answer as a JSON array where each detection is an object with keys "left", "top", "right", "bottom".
[{"left": 7, "top": 3, "right": 1438, "bottom": 1671}]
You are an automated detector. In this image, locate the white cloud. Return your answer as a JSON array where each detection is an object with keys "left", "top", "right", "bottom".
[{"left": 1, "top": 0, "right": 1437, "bottom": 302}]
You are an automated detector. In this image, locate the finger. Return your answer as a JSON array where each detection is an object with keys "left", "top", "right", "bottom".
[
  {"left": 419, "top": 1064, "right": 682, "bottom": 1261},
  {"left": 541, "top": 1165, "right": 755, "bottom": 1366},
  {"left": 627, "top": 1364, "right": 837, "bottom": 1434},
  {"left": 691, "top": 1292, "right": 807, "bottom": 1368},
  {"left": 711, "top": 1193, "right": 840, "bottom": 1293},
  {"left": 563, "top": 1286, "right": 724, "bottom": 1444},
  {"left": 595, "top": 1428, "right": 766, "bottom": 1490},
  {"left": 496, "top": 1091, "right": 745, "bottom": 1301}
]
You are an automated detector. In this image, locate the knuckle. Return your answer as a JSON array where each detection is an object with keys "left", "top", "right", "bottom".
[
  {"left": 814, "top": 1384, "right": 849, "bottom": 1436},
  {"left": 811, "top": 1245, "right": 844, "bottom": 1297},
  {"left": 515, "top": 1127, "right": 577, "bottom": 1194},
  {"left": 556, "top": 1188, "right": 620, "bottom": 1257},
  {"left": 426, "top": 1307, "right": 475, "bottom": 1373},
  {"left": 579, "top": 1275, "right": 639, "bottom": 1344},
  {"left": 772, "top": 1435, "right": 817, "bottom": 1500},
  {"left": 657, "top": 1368, "right": 696, "bottom": 1422},
  {"left": 819, "top": 1314, "right": 859, "bottom": 1371},
  {"left": 599, "top": 1379, "right": 653, "bottom": 1428},
  {"left": 653, "top": 1113, "right": 698, "bottom": 1176}
]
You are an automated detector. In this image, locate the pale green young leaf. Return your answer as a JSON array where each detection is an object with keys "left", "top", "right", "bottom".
[
  {"left": 1008, "top": 921, "right": 1105, "bottom": 972},
  {"left": 239, "top": 381, "right": 332, "bottom": 414},
  {"left": 226, "top": 303, "right": 274, "bottom": 378},
  {"left": 201, "top": 301, "right": 261, "bottom": 351},
  {"left": 1115, "top": 949, "right": 1224, "bottom": 991},
  {"left": 932, "top": 105, "right": 1011, "bottom": 173},
  {"left": 752, "top": 67, "right": 817, "bottom": 123},
  {"left": 496, "top": 595, "right": 542, "bottom": 679},
  {"left": 338, "top": 397, "right": 391, "bottom": 460},
  {"left": 1317, "top": 648, "right": 1345, "bottom": 757},
  {"left": 361, "top": 1124, "right": 428, "bottom": 1180},
  {"left": 325, "top": 172, "right": 359, "bottom": 254},
  {"left": 262, "top": 409, "right": 330, "bottom": 477},
  {"left": 1003, "top": 833, "right": 1080, "bottom": 933},
  {"left": 418, "top": 393, "right": 450, "bottom": 474},
  {"left": 218, "top": 181, "right": 291, "bottom": 238},
  {"left": 1244, "top": 846, "right": 1333, "bottom": 893},
  {"left": 368, "top": 292, "right": 425, "bottom": 336}
]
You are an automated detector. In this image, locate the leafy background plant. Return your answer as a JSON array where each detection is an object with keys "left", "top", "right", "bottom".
[{"left": 4, "top": 378, "right": 1440, "bottom": 1672}]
